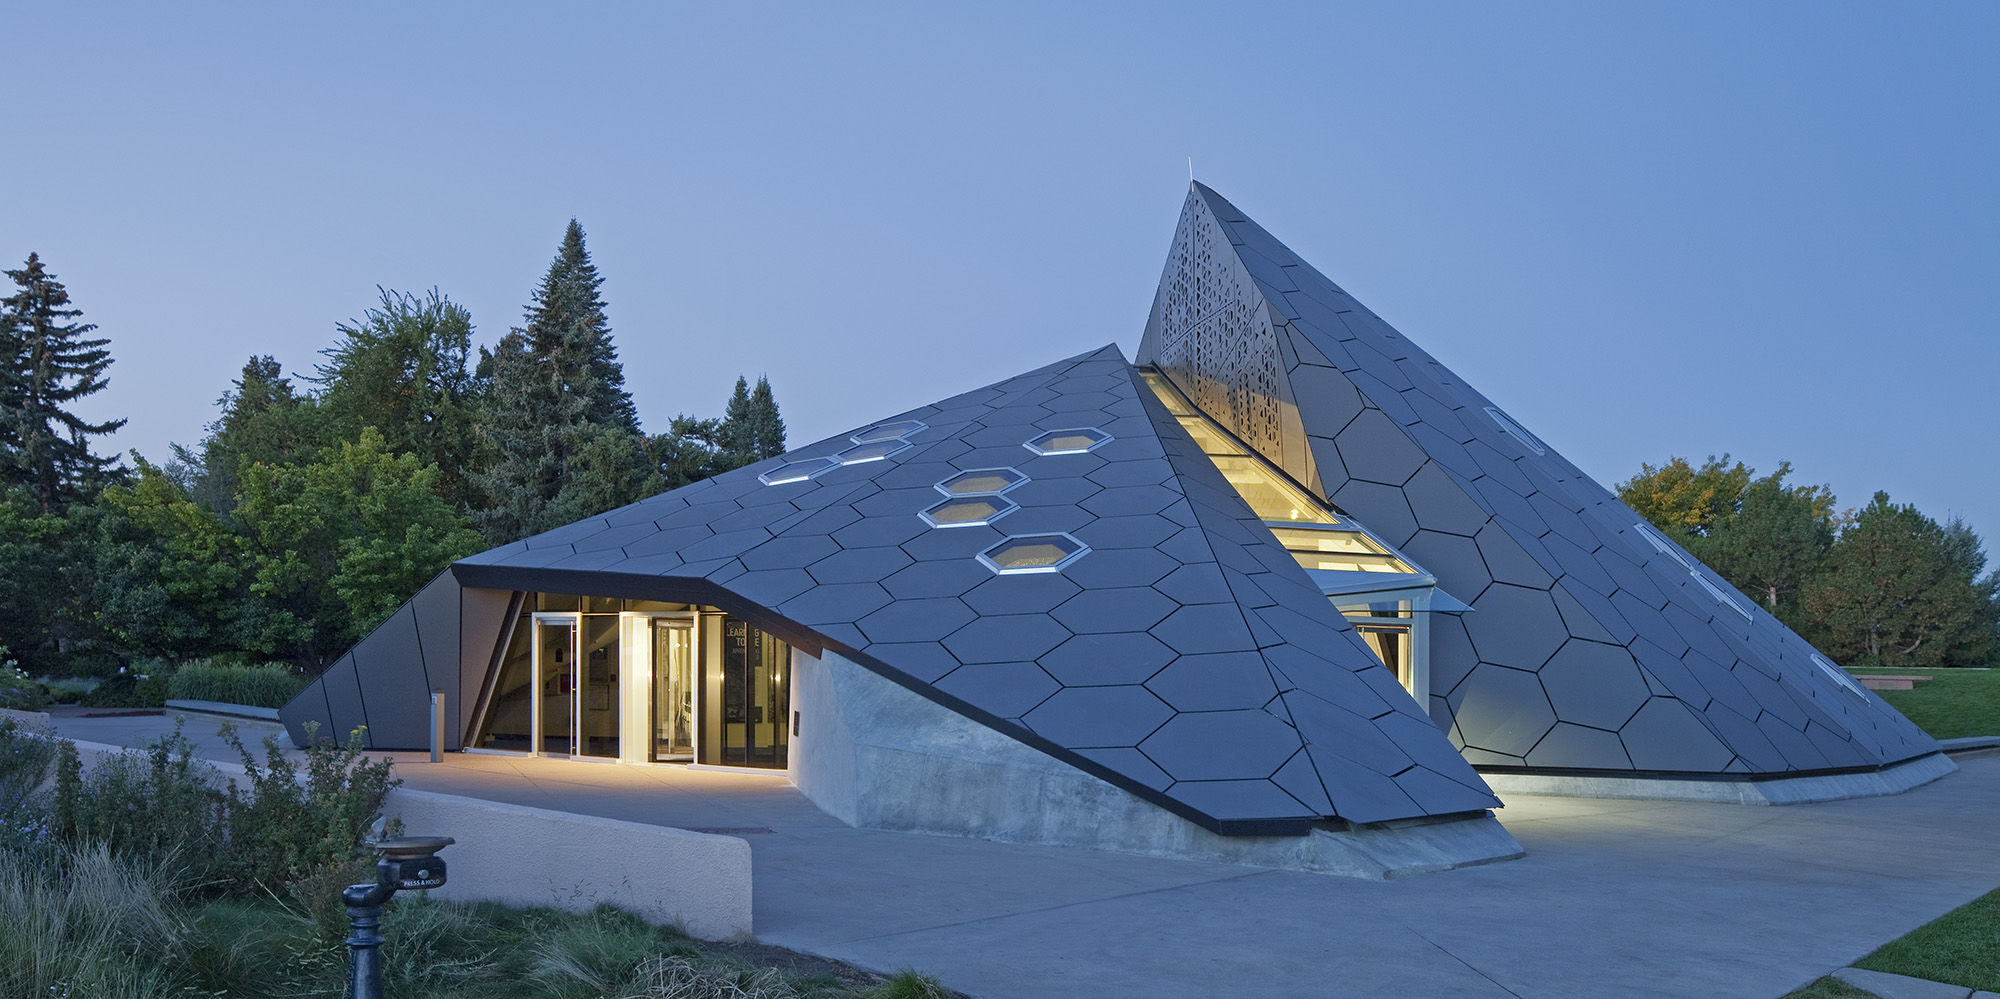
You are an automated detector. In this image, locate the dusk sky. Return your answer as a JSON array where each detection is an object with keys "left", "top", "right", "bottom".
[{"left": 7, "top": 3, "right": 1996, "bottom": 546}]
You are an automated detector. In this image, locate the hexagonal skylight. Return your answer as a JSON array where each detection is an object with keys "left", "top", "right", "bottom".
[
  {"left": 852, "top": 419, "right": 927, "bottom": 445},
  {"left": 835, "top": 439, "right": 913, "bottom": 465},
  {"left": 758, "top": 457, "right": 838, "bottom": 486},
  {"left": 921, "top": 495, "right": 1018, "bottom": 528},
  {"left": 936, "top": 468, "right": 1027, "bottom": 496},
  {"left": 1023, "top": 427, "right": 1112, "bottom": 456},
  {"left": 978, "top": 533, "right": 1088, "bottom": 574}
]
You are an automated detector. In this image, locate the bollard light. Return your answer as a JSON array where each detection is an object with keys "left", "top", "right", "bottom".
[{"left": 342, "top": 834, "right": 454, "bottom": 999}]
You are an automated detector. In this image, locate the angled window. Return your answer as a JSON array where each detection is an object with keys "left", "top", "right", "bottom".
[
  {"left": 979, "top": 533, "right": 1088, "bottom": 574},
  {"left": 1268, "top": 526, "right": 1412, "bottom": 574},
  {"left": 835, "top": 439, "right": 913, "bottom": 465},
  {"left": 759, "top": 457, "right": 838, "bottom": 486},
  {"left": 1695, "top": 573, "right": 1754, "bottom": 620},
  {"left": 1812, "top": 653, "right": 1869, "bottom": 697},
  {"left": 1024, "top": 427, "right": 1112, "bottom": 456},
  {"left": 937, "top": 468, "right": 1027, "bottom": 496},
  {"left": 1484, "top": 406, "right": 1548, "bottom": 455},
  {"left": 1633, "top": 522, "right": 1697, "bottom": 571},
  {"left": 852, "top": 419, "right": 927, "bottom": 444},
  {"left": 922, "top": 495, "right": 1018, "bottom": 528}
]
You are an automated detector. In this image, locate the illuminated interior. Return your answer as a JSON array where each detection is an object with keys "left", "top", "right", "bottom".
[
  {"left": 1139, "top": 368, "right": 1445, "bottom": 708},
  {"left": 471, "top": 593, "right": 792, "bottom": 769},
  {"left": 1139, "top": 369, "right": 1416, "bottom": 572}
]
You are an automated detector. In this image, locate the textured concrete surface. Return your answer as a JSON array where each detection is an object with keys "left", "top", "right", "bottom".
[
  {"left": 1481, "top": 751, "right": 1957, "bottom": 804},
  {"left": 793, "top": 648, "right": 1521, "bottom": 877},
  {"left": 383, "top": 788, "right": 753, "bottom": 940},
  {"left": 163, "top": 698, "right": 279, "bottom": 721},
  {"left": 46, "top": 712, "right": 2000, "bottom": 999}
]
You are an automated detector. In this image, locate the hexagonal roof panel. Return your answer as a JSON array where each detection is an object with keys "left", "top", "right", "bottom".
[
  {"left": 450, "top": 343, "right": 1496, "bottom": 834},
  {"left": 1136, "top": 181, "right": 1938, "bottom": 776}
]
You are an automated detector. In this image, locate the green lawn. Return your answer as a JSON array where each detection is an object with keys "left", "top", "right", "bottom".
[
  {"left": 1848, "top": 667, "right": 2000, "bottom": 739},
  {"left": 1850, "top": 886, "right": 2000, "bottom": 992},
  {"left": 1780, "top": 976, "right": 1878, "bottom": 999}
]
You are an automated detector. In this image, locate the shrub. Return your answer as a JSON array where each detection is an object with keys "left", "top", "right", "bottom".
[
  {"left": 50, "top": 729, "right": 231, "bottom": 883},
  {"left": 224, "top": 723, "right": 400, "bottom": 896},
  {"left": 0, "top": 652, "right": 44, "bottom": 711},
  {"left": 80, "top": 667, "right": 171, "bottom": 709},
  {"left": 0, "top": 719, "right": 58, "bottom": 814},
  {"left": 167, "top": 659, "right": 306, "bottom": 708},
  {"left": 39, "top": 677, "right": 94, "bottom": 705}
]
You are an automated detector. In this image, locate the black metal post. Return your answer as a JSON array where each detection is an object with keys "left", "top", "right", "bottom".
[
  {"left": 342, "top": 866, "right": 396, "bottom": 999},
  {"left": 340, "top": 836, "right": 453, "bottom": 999}
]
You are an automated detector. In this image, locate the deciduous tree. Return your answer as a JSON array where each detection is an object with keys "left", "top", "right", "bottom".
[
  {"left": 314, "top": 288, "right": 482, "bottom": 511},
  {"left": 1798, "top": 493, "right": 1996, "bottom": 668}
]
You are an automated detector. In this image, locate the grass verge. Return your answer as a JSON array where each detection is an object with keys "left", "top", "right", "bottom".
[
  {"left": 1779, "top": 976, "right": 1878, "bottom": 999},
  {"left": 1849, "top": 886, "right": 2000, "bottom": 992},
  {"left": 1844, "top": 668, "right": 2000, "bottom": 740}
]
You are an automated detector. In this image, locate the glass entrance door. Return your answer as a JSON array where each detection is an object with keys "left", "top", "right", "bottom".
[
  {"left": 532, "top": 615, "right": 576, "bottom": 756},
  {"left": 577, "top": 616, "right": 620, "bottom": 759},
  {"left": 651, "top": 619, "right": 695, "bottom": 762},
  {"left": 706, "top": 616, "right": 790, "bottom": 768}
]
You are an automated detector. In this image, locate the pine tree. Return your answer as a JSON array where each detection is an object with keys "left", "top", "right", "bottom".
[
  {"left": 475, "top": 222, "right": 650, "bottom": 542},
  {"left": 175, "top": 355, "right": 327, "bottom": 511},
  {"left": 749, "top": 376, "right": 787, "bottom": 460},
  {"left": 0, "top": 254, "right": 126, "bottom": 513},
  {"left": 716, "top": 376, "right": 756, "bottom": 470}
]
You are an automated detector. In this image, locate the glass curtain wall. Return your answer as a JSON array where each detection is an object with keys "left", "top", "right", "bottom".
[{"left": 473, "top": 594, "right": 789, "bottom": 769}]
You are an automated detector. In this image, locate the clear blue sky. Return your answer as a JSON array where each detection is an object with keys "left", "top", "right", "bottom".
[{"left": 7, "top": 3, "right": 1996, "bottom": 547}]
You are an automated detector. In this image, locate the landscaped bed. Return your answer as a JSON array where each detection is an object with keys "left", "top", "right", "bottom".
[{"left": 0, "top": 720, "right": 951, "bottom": 998}]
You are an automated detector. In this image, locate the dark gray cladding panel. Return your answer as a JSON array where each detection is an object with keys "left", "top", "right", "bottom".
[
  {"left": 351, "top": 603, "right": 432, "bottom": 751},
  {"left": 318, "top": 653, "right": 370, "bottom": 747},
  {"left": 458, "top": 587, "right": 517, "bottom": 746},
  {"left": 1157, "top": 181, "right": 1941, "bottom": 777},
  {"left": 430, "top": 344, "right": 1494, "bottom": 833},
  {"left": 409, "top": 571, "right": 460, "bottom": 698},
  {"left": 278, "top": 677, "right": 334, "bottom": 750}
]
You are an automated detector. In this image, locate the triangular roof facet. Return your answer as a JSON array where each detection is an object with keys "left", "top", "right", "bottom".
[{"left": 1138, "top": 183, "right": 1938, "bottom": 776}]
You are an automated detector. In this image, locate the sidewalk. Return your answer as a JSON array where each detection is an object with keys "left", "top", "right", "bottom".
[{"left": 48, "top": 711, "right": 2000, "bottom": 999}]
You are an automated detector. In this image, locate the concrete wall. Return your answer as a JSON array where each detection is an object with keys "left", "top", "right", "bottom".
[
  {"left": 789, "top": 650, "right": 1522, "bottom": 879},
  {"left": 382, "top": 788, "right": 752, "bottom": 940}
]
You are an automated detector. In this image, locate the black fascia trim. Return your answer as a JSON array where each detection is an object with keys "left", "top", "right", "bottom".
[
  {"left": 1472, "top": 750, "right": 1946, "bottom": 783},
  {"left": 448, "top": 565, "right": 827, "bottom": 657},
  {"left": 449, "top": 562, "right": 1325, "bottom": 837}
]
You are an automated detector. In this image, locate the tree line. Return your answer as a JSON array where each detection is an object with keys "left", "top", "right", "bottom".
[
  {"left": 0, "top": 221, "right": 786, "bottom": 678},
  {"left": 1620, "top": 456, "right": 1999, "bottom": 670}
]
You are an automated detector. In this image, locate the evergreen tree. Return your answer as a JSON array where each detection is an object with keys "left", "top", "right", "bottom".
[
  {"left": 649, "top": 415, "right": 726, "bottom": 489},
  {"left": 0, "top": 254, "right": 126, "bottom": 513},
  {"left": 475, "top": 222, "right": 650, "bottom": 542},
  {"left": 314, "top": 288, "right": 482, "bottom": 511},
  {"left": 749, "top": 376, "right": 787, "bottom": 460},
  {"left": 174, "top": 355, "right": 327, "bottom": 512},
  {"left": 716, "top": 375, "right": 756, "bottom": 470}
]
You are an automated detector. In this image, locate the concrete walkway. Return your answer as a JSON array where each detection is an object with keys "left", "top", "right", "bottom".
[{"left": 49, "top": 711, "right": 2000, "bottom": 999}]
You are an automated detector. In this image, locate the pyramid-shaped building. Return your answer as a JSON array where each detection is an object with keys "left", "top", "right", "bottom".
[{"left": 284, "top": 184, "right": 1947, "bottom": 875}]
